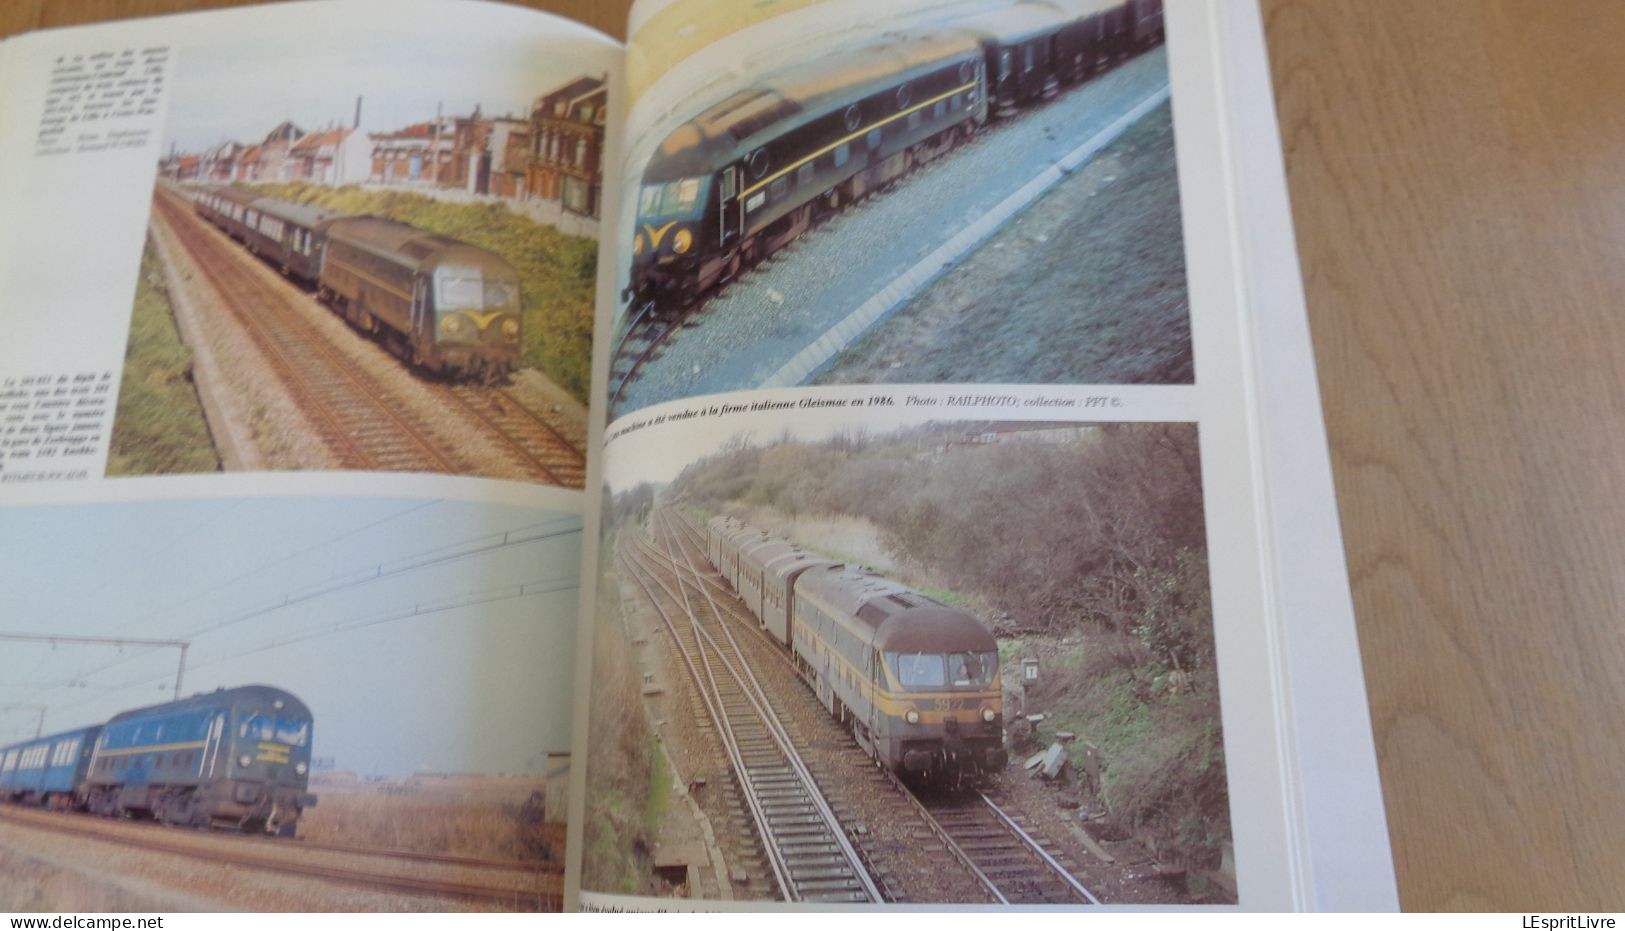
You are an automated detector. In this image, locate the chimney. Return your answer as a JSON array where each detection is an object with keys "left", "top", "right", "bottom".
[{"left": 354, "top": 96, "right": 362, "bottom": 130}]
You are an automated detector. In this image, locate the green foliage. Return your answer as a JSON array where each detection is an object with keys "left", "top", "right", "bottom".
[
  {"left": 1050, "top": 645, "right": 1229, "bottom": 870},
  {"left": 244, "top": 182, "right": 596, "bottom": 403},
  {"left": 108, "top": 239, "right": 221, "bottom": 475},
  {"left": 1131, "top": 548, "right": 1215, "bottom": 673},
  {"left": 670, "top": 422, "right": 1229, "bottom": 870}
]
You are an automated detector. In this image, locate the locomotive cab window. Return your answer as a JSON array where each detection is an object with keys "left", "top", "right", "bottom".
[
  {"left": 238, "top": 712, "right": 276, "bottom": 742},
  {"left": 484, "top": 280, "right": 520, "bottom": 309},
  {"left": 439, "top": 273, "right": 485, "bottom": 308},
  {"left": 274, "top": 718, "right": 310, "bottom": 746},
  {"left": 888, "top": 651, "right": 999, "bottom": 690},
  {"left": 662, "top": 178, "right": 701, "bottom": 213},
  {"left": 948, "top": 652, "right": 998, "bottom": 689}
]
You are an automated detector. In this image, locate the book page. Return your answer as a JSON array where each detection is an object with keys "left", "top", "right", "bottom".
[
  {"left": 570, "top": 0, "right": 1391, "bottom": 910},
  {"left": 0, "top": 0, "right": 618, "bottom": 491},
  {"left": 0, "top": 0, "right": 617, "bottom": 913}
]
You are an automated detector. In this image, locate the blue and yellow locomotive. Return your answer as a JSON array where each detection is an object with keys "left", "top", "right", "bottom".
[
  {"left": 624, "top": 0, "right": 1165, "bottom": 313},
  {"left": 0, "top": 685, "right": 317, "bottom": 837}
]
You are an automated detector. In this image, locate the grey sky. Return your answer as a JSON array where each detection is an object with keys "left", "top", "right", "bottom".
[
  {"left": 163, "top": 12, "right": 613, "bottom": 153},
  {"left": 0, "top": 496, "right": 580, "bottom": 778}
]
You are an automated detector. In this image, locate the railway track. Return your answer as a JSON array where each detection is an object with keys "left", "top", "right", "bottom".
[
  {"left": 0, "top": 805, "right": 559, "bottom": 910},
  {"left": 912, "top": 788, "right": 1099, "bottom": 905},
  {"left": 155, "top": 188, "right": 587, "bottom": 485},
  {"left": 607, "top": 298, "right": 667, "bottom": 412},
  {"left": 444, "top": 384, "right": 586, "bottom": 487},
  {"left": 647, "top": 509, "right": 1103, "bottom": 905},
  {"left": 155, "top": 191, "right": 462, "bottom": 474},
  {"left": 619, "top": 532, "right": 883, "bottom": 903}
]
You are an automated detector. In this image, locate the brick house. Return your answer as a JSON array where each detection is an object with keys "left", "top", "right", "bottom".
[{"left": 526, "top": 75, "right": 607, "bottom": 217}]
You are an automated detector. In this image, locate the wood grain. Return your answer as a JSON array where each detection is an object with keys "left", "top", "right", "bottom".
[
  {"left": 1262, "top": 0, "right": 1625, "bottom": 910},
  {"left": 5, "top": 0, "right": 1623, "bottom": 911}
]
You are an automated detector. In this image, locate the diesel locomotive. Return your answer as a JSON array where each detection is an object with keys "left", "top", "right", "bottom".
[
  {"left": 625, "top": 0, "right": 1164, "bottom": 311},
  {"left": 0, "top": 685, "right": 317, "bottom": 837},
  {"left": 706, "top": 517, "right": 1007, "bottom": 781},
  {"left": 191, "top": 186, "right": 523, "bottom": 383}
]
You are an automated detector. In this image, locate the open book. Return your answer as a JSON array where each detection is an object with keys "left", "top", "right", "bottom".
[{"left": 0, "top": 0, "right": 1396, "bottom": 912}]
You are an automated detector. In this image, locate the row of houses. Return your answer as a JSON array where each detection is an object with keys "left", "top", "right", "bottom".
[{"left": 160, "top": 74, "right": 607, "bottom": 219}]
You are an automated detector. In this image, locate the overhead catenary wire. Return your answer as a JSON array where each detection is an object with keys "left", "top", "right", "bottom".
[
  {"left": 4, "top": 513, "right": 581, "bottom": 724},
  {"left": 13, "top": 576, "right": 579, "bottom": 734},
  {"left": 22, "top": 516, "right": 581, "bottom": 689}
]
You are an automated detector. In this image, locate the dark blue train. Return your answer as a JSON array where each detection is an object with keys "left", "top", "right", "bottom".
[{"left": 0, "top": 685, "right": 316, "bottom": 837}]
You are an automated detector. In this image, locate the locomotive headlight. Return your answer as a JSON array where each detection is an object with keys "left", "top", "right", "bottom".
[
  {"left": 295, "top": 762, "right": 308, "bottom": 775},
  {"left": 905, "top": 709, "right": 921, "bottom": 725},
  {"left": 238, "top": 754, "right": 252, "bottom": 768},
  {"left": 633, "top": 232, "right": 645, "bottom": 257},
  {"left": 671, "top": 227, "right": 694, "bottom": 255},
  {"left": 441, "top": 315, "right": 463, "bottom": 334},
  {"left": 982, "top": 707, "right": 997, "bottom": 723},
  {"left": 501, "top": 318, "right": 520, "bottom": 338}
]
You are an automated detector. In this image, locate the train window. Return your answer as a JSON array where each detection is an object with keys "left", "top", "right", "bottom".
[
  {"left": 907, "top": 111, "right": 923, "bottom": 131},
  {"left": 275, "top": 719, "right": 310, "bottom": 747},
  {"left": 934, "top": 100, "right": 947, "bottom": 120},
  {"left": 1023, "top": 44, "right": 1036, "bottom": 74},
  {"left": 999, "top": 49, "right": 1013, "bottom": 81},
  {"left": 959, "top": 60, "right": 975, "bottom": 85},
  {"left": 843, "top": 104, "right": 863, "bottom": 133},
  {"left": 674, "top": 177, "right": 701, "bottom": 211},
  {"left": 440, "top": 274, "right": 484, "bottom": 308},
  {"left": 889, "top": 652, "right": 947, "bottom": 689},
  {"left": 834, "top": 143, "right": 850, "bottom": 168},
  {"left": 769, "top": 177, "right": 788, "bottom": 201},
  {"left": 948, "top": 652, "right": 998, "bottom": 689},
  {"left": 640, "top": 184, "right": 662, "bottom": 214},
  {"left": 720, "top": 167, "right": 737, "bottom": 202},
  {"left": 485, "top": 281, "right": 520, "bottom": 308},
  {"left": 796, "top": 163, "right": 815, "bottom": 188},
  {"left": 866, "top": 129, "right": 882, "bottom": 151},
  {"left": 894, "top": 83, "right": 911, "bottom": 110},
  {"left": 748, "top": 148, "right": 772, "bottom": 180}
]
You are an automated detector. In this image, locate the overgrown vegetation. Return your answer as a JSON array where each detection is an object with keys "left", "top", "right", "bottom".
[
  {"left": 664, "top": 423, "right": 1230, "bottom": 871},
  {"left": 246, "top": 182, "right": 596, "bottom": 403},
  {"left": 108, "top": 238, "right": 221, "bottom": 476},
  {"left": 580, "top": 531, "right": 661, "bottom": 895},
  {"left": 302, "top": 777, "right": 559, "bottom": 863}
]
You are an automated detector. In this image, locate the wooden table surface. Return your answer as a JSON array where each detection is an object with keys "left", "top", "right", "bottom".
[{"left": 4, "top": 0, "right": 1622, "bottom": 911}]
